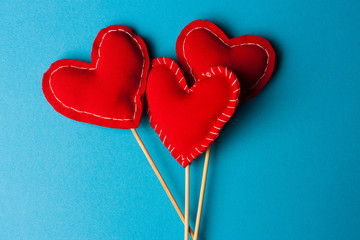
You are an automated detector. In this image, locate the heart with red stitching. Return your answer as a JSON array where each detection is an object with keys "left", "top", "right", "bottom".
[
  {"left": 42, "top": 25, "right": 150, "bottom": 129},
  {"left": 176, "top": 20, "right": 275, "bottom": 103},
  {"left": 146, "top": 57, "right": 240, "bottom": 167}
]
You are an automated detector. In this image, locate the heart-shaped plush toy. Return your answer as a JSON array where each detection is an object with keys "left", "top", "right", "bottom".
[
  {"left": 176, "top": 20, "right": 275, "bottom": 103},
  {"left": 43, "top": 25, "right": 150, "bottom": 128},
  {"left": 146, "top": 57, "right": 240, "bottom": 167}
]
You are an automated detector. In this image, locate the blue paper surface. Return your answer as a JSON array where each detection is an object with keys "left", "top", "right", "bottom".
[{"left": 1, "top": 0, "right": 360, "bottom": 239}]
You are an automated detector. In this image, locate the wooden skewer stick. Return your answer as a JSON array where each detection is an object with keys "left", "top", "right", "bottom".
[
  {"left": 131, "top": 128, "right": 195, "bottom": 239},
  {"left": 193, "top": 147, "right": 211, "bottom": 240},
  {"left": 185, "top": 165, "right": 190, "bottom": 240}
]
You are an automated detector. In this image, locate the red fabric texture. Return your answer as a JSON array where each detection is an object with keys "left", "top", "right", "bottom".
[
  {"left": 42, "top": 25, "right": 150, "bottom": 129},
  {"left": 146, "top": 57, "right": 240, "bottom": 167},
  {"left": 176, "top": 20, "right": 275, "bottom": 103}
]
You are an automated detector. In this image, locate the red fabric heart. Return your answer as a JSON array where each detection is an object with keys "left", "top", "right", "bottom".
[
  {"left": 42, "top": 25, "right": 150, "bottom": 128},
  {"left": 176, "top": 20, "right": 275, "bottom": 103},
  {"left": 146, "top": 57, "right": 240, "bottom": 167}
]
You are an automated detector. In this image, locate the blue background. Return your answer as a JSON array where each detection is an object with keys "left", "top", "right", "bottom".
[{"left": 1, "top": 0, "right": 360, "bottom": 239}]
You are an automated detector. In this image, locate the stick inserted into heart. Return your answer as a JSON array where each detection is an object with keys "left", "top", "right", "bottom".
[
  {"left": 175, "top": 19, "right": 276, "bottom": 240},
  {"left": 146, "top": 57, "right": 241, "bottom": 239},
  {"left": 42, "top": 25, "right": 193, "bottom": 235}
]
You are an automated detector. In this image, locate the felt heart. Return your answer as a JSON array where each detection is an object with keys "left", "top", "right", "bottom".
[
  {"left": 176, "top": 20, "right": 275, "bottom": 103},
  {"left": 146, "top": 57, "right": 240, "bottom": 167},
  {"left": 42, "top": 25, "right": 150, "bottom": 129}
]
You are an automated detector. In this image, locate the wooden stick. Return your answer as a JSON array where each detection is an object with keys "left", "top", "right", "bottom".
[
  {"left": 131, "top": 128, "right": 195, "bottom": 239},
  {"left": 185, "top": 165, "right": 190, "bottom": 240},
  {"left": 193, "top": 147, "right": 211, "bottom": 240}
]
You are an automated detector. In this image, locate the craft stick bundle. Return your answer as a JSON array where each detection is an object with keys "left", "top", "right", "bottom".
[
  {"left": 43, "top": 19, "right": 275, "bottom": 239},
  {"left": 131, "top": 128, "right": 195, "bottom": 238}
]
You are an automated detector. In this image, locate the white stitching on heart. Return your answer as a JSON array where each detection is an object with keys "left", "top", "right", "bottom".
[
  {"left": 147, "top": 57, "right": 240, "bottom": 167},
  {"left": 48, "top": 28, "right": 146, "bottom": 121},
  {"left": 182, "top": 26, "right": 269, "bottom": 94}
]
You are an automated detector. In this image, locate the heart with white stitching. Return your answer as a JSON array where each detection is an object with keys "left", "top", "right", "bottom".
[
  {"left": 42, "top": 25, "right": 150, "bottom": 129},
  {"left": 176, "top": 20, "right": 275, "bottom": 103},
  {"left": 146, "top": 57, "right": 240, "bottom": 167}
]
